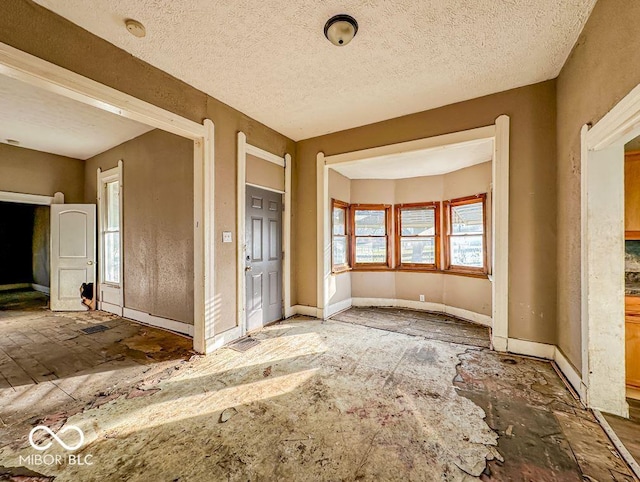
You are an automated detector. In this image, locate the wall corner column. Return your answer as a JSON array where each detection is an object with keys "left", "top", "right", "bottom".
[
  {"left": 194, "top": 118, "right": 215, "bottom": 353},
  {"left": 492, "top": 114, "right": 510, "bottom": 352}
]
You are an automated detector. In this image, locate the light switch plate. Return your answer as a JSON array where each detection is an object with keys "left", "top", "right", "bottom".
[{"left": 222, "top": 231, "right": 232, "bottom": 243}]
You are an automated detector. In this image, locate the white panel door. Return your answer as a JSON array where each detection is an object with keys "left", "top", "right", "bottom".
[{"left": 50, "top": 204, "right": 96, "bottom": 311}]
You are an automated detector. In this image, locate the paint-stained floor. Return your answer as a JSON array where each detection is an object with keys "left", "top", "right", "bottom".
[{"left": 0, "top": 293, "right": 636, "bottom": 481}]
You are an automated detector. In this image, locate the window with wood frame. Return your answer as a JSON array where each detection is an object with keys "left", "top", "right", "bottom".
[
  {"left": 351, "top": 204, "right": 391, "bottom": 268},
  {"left": 331, "top": 199, "right": 350, "bottom": 272},
  {"left": 444, "top": 194, "right": 487, "bottom": 274},
  {"left": 395, "top": 202, "right": 440, "bottom": 270}
]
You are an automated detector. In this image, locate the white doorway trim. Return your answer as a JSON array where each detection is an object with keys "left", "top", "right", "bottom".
[
  {"left": 237, "top": 132, "right": 292, "bottom": 338},
  {"left": 580, "top": 82, "right": 640, "bottom": 417},
  {"left": 316, "top": 118, "right": 510, "bottom": 352},
  {"left": 0, "top": 190, "right": 63, "bottom": 295},
  {"left": 96, "top": 161, "right": 124, "bottom": 316},
  {"left": 0, "top": 42, "right": 215, "bottom": 354}
]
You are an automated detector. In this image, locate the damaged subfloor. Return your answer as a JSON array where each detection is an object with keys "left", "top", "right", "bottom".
[{"left": 0, "top": 294, "right": 636, "bottom": 481}]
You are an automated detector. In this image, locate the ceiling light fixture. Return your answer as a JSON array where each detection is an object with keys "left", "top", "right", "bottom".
[
  {"left": 125, "top": 19, "right": 146, "bottom": 38},
  {"left": 324, "top": 14, "right": 358, "bottom": 47}
]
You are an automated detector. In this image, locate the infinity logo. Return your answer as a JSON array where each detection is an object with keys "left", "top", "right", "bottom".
[{"left": 29, "top": 425, "right": 85, "bottom": 452}]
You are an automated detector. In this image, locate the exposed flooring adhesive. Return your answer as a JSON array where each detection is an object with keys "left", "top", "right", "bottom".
[{"left": 0, "top": 293, "right": 636, "bottom": 481}]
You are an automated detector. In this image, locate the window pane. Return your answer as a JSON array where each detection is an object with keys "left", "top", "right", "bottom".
[
  {"left": 332, "top": 236, "right": 347, "bottom": 266},
  {"left": 332, "top": 207, "right": 346, "bottom": 235},
  {"left": 355, "top": 237, "right": 386, "bottom": 263},
  {"left": 354, "top": 210, "right": 385, "bottom": 235},
  {"left": 105, "top": 231, "right": 120, "bottom": 283},
  {"left": 450, "top": 235, "right": 483, "bottom": 268},
  {"left": 401, "top": 237, "right": 435, "bottom": 264},
  {"left": 401, "top": 208, "right": 435, "bottom": 236},
  {"left": 106, "top": 181, "right": 120, "bottom": 231},
  {"left": 451, "top": 202, "right": 483, "bottom": 234}
]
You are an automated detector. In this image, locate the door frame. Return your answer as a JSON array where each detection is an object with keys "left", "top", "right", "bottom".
[
  {"left": 0, "top": 42, "right": 215, "bottom": 353},
  {"left": 580, "top": 81, "right": 640, "bottom": 417},
  {"left": 316, "top": 118, "right": 510, "bottom": 351},
  {"left": 237, "top": 132, "right": 291, "bottom": 337},
  {"left": 0, "top": 191, "right": 64, "bottom": 206},
  {"left": 0, "top": 190, "right": 63, "bottom": 294},
  {"left": 96, "top": 161, "right": 124, "bottom": 315}
]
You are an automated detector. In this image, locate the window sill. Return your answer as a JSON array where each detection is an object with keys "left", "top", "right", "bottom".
[
  {"left": 334, "top": 267, "right": 490, "bottom": 279},
  {"left": 442, "top": 269, "right": 489, "bottom": 279},
  {"left": 351, "top": 265, "right": 392, "bottom": 272}
]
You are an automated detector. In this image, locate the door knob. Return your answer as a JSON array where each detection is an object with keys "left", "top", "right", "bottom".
[
  {"left": 87, "top": 261, "right": 94, "bottom": 265},
  {"left": 245, "top": 266, "right": 252, "bottom": 271}
]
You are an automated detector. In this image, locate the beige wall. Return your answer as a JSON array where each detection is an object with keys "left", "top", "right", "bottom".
[
  {"left": 0, "top": 0, "right": 296, "bottom": 335},
  {"left": 329, "top": 169, "right": 350, "bottom": 204},
  {"left": 556, "top": 0, "right": 640, "bottom": 370},
  {"left": 298, "top": 81, "right": 557, "bottom": 344},
  {"left": 0, "top": 143, "right": 84, "bottom": 202},
  {"left": 337, "top": 162, "right": 492, "bottom": 316},
  {"left": 85, "top": 130, "right": 195, "bottom": 324},
  {"left": 246, "top": 154, "right": 284, "bottom": 193}
]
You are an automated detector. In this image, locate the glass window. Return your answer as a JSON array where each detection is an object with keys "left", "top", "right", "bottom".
[
  {"left": 103, "top": 180, "right": 120, "bottom": 284},
  {"left": 397, "top": 204, "right": 439, "bottom": 268},
  {"left": 352, "top": 206, "right": 390, "bottom": 266},
  {"left": 445, "top": 195, "right": 486, "bottom": 272},
  {"left": 332, "top": 200, "right": 349, "bottom": 271}
]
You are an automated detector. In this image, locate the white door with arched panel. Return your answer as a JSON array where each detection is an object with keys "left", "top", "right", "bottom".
[{"left": 50, "top": 204, "right": 96, "bottom": 311}]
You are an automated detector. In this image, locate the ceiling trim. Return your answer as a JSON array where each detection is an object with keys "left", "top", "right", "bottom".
[
  {"left": 324, "top": 125, "right": 496, "bottom": 167},
  {"left": 0, "top": 42, "right": 205, "bottom": 140}
]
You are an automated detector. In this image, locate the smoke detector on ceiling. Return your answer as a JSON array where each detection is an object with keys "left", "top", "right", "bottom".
[
  {"left": 324, "top": 14, "right": 358, "bottom": 47},
  {"left": 125, "top": 19, "right": 146, "bottom": 38}
]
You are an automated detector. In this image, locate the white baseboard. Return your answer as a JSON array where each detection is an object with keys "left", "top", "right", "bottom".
[
  {"left": 444, "top": 306, "right": 492, "bottom": 326},
  {"left": 507, "top": 338, "right": 556, "bottom": 359},
  {"left": 0, "top": 283, "right": 30, "bottom": 291},
  {"left": 122, "top": 307, "right": 194, "bottom": 336},
  {"left": 205, "top": 326, "right": 242, "bottom": 353},
  {"left": 290, "top": 304, "right": 321, "bottom": 318},
  {"left": 325, "top": 298, "right": 353, "bottom": 318},
  {"left": 99, "top": 301, "right": 123, "bottom": 316},
  {"left": 31, "top": 283, "right": 50, "bottom": 295},
  {"left": 553, "top": 347, "right": 585, "bottom": 399}
]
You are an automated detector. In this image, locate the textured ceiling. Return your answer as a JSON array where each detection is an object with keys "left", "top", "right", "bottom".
[
  {"left": 332, "top": 138, "right": 493, "bottom": 180},
  {"left": 0, "top": 74, "right": 152, "bottom": 159},
  {"left": 34, "top": 0, "right": 596, "bottom": 141}
]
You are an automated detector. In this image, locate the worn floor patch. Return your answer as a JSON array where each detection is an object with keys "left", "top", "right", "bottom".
[
  {"left": 332, "top": 306, "right": 491, "bottom": 348},
  {"left": 454, "top": 349, "right": 636, "bottom": 481},
  {"left": 0, "top": 295, "right": 634, "bottom": 481},
  {"left": 1, "top": 319, "right": 500, "bottom": 481}
]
